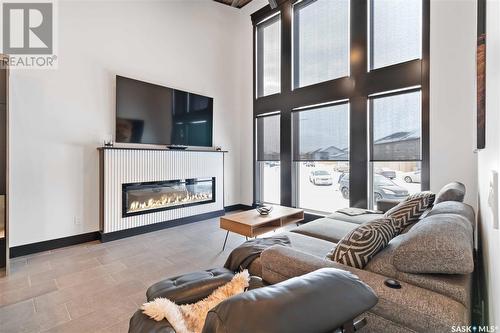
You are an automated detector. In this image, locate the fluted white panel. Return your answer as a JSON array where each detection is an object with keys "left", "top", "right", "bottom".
[{"left": 103, "top": 150, "right": 224, "bottom": 233}]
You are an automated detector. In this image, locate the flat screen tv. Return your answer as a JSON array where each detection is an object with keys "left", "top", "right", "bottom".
[{"left": 115, "top": 75, "right": 213, "bottom": 147}]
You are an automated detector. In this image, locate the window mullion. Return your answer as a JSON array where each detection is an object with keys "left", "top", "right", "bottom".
[
  {"left": 280, "top": 3, "right": 293, "bottom": 207},
  {"left": 349, "top": 0, "right": 368, "bottom": 208},
  {"left": 281, "top": 3, "right": 292, "bottom": 96}
]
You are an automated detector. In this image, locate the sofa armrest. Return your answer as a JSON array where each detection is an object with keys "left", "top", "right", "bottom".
[
  {"left": 376, "top": 199, "right": 402, "bottom": 213},
  {"left": 129, "top": 310, "right": 175, "bottom": 333},
  {"left": 146, "top": 268, "right": 234, "bottom": 303}
]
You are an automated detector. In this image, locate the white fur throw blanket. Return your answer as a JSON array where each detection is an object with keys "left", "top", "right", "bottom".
[{"left": 141, "top": 270, "right": 249, "bottom": 333}]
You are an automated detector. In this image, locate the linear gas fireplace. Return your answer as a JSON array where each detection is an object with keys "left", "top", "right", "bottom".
[{"left": 122, "top": 177, "right": 216, "bottom": 217}]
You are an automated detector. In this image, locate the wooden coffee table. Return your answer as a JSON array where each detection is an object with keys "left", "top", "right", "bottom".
[{"left": 220, "top": 205, "right": 304, "bottom": 250}]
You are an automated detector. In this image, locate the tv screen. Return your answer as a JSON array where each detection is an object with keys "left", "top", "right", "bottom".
[{"left": 115, "top": 76, "right": 213, "bottom": 147}]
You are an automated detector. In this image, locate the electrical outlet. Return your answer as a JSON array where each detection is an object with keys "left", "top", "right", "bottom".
[{"left": 74, "top": 216, "right": 82, "bottom": 225}]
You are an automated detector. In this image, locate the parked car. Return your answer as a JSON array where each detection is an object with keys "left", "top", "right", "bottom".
[
  {"left": 374, "top": 167, "right": 396, "bottom": 179},
  {"left": 338, "top": 174, "right": 409, "bottom": 201},
  {"left": 333, "top": 162, "right": 350, "bottom": 173},
  {"left": 309, "top": 170, "right": 333, "bottom": 186},
  {"left": 402, "top": 170, "right": 421, "bottom": 183}
]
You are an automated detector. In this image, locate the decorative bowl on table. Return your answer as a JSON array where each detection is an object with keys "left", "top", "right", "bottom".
[{"left": 256, "top": 205, "right": 273, "bottom": 216}]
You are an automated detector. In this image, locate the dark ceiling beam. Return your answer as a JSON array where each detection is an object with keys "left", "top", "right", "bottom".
[{"left": 213, "top": 0, "right": 253, "bottom": 9}]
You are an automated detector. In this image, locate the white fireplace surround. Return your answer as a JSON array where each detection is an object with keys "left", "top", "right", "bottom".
[{"left": 100, "top": 148, "right": 224, "bottom": 235}]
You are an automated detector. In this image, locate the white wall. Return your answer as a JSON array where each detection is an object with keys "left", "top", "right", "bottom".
[
  {"left": 429, "top": 0, "right": 478, "bottom": 207},
  {"left": 478, "top": 0, "right": 500, "bottom": 325},
  {"left": 9, "top": 0, "right": 245, "bottom": 246},
  {"left": 237, "top": 0, "right": 268, "bottom": 205}
]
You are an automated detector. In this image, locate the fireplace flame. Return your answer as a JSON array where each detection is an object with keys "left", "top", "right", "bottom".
[{"left": 128, "top": 192, "right": 212, "bottom": 213}]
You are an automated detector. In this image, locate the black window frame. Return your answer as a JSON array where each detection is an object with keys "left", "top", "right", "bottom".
[
  {"left": 368, "top": 87, "right": 423, "bottom": 163},
  {"left": 252, "top": 0, "right": 430, "bottom": 209},
  {"left": 255, "top": 112, "right": 282, "bottom": 204},
  {"left": 292, "top": 0, "right": 350, "bottom": 89},
  {"left": 291, "top": 99, "right": 350, "bottom": 162},
  {"left": 256, "top": 13, "right": 282, "bottom": 98}
]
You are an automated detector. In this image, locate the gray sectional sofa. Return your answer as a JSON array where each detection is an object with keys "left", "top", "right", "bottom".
[{"left": 250, "top": 182, "right": 475, "bottom": 333}]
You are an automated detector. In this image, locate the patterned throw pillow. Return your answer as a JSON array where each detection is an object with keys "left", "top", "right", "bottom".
[
  {"left": 385, "top": 192, "right": 435, "bottom": 234},
  {"left": 405, "top": 191, "right": 436, "bottom": 205},
  {"left": 327, "top": 218, "right": 397, "bottom": 269}
]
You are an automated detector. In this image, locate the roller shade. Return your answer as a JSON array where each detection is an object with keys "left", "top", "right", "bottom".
[
  {"left": 371, "top": 90, "right": 422, "bottom": 161},
  {"left": 256, "top": 114, "right": 280, "bottom": 161},
  {"left": 293, "top": 0, "right": 349, "bottom": 88},
  {"left": 292, "top": 103, "right": 349, "bottom": 161},
  {"left": 257, "top": 14, "right": 281, "bottom": 97},
  {"left": 370, "top": 0, "right": 422, "bottom": 70}
]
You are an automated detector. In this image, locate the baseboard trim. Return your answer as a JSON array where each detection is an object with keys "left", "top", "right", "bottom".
[
  {"left": 224, "top": 204, "right": 253, "bottom": 212},
  {"left": 9, "top": 205, "right": 254, "bottom": 258},
  {"left": 0, "top": 238, "right": 6, "bottom": 267},
  {"left": 472, "top": 247, "right": 487, "bottom": 325},
  {"left": 10, "top": 231, "right": 100, "bottom": 258},
  {"left": 100, "top": 209, "right": 226, "bottom": 242}
]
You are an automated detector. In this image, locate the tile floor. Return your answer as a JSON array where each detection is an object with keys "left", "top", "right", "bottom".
[{"left": 0, "top": 216, "right": 254, "bottom": 333}]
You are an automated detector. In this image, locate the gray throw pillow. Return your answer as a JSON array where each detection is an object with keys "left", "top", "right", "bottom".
[
  {"left": 384, "top": 192, "right": 435, "bottom": 234},
  {"left": 327, "top": 218, "right": 396, "bottom": 269},
  {"left": 392, "top": 214, "right": 474, "bottom": 274},
  {"left": 434, "top": 181, "right": 466, "bottom": 204}
]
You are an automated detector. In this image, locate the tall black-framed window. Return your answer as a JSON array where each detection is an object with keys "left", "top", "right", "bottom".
[
  {"left": 256, "top": 13, "right": 281, "bottom": 98},
  {"left": 256, "top": 112, "right": 281, "bottom": 204},
  {"left": 369, "top": 88, "right": 423, "bottom": 208},
  {"left": 292, "top": 101, "right": 350, "bottom": 214},
  {"left": 252, "top": 0, "right": 429, "bottom": 210},
  {"left": 293, "top": 0, "right": 350, "bottom": 89}
]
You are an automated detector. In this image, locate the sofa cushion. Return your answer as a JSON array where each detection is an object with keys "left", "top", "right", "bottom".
[
  {"left": 326, "top": 211, "right": 383, "bottom": 225},
  {"left": 366, "top": 238, "right": 472, "bottom": 306},
  {"left": 384, "top": 193, "right": 434, "bottom": 234},
  {"left": 291, "top": 218, "right": 358, "bottom": 243},
  {"left": 261, "top": 246, "right": 470, "bottom": 332},
  {"left": 281, "top": 231, "right": 335, "bottom": 257},
  {"left": 376, "top": 199, "right": 401, "bottom": 214},
  {"left": 392, "top": 214, "right": 474, "bottom": 274},
  {"left": 435, "top": 181, "right": 466, "bottom": 204},
  {"left": 327, "top": 218, "right": 397, "bottom": 268},
  {"left": 249, "top": 231, "right": 334, "bottom": 277},
  {"left": 426, "top": 201, "right": 475, "bottom": 226}
]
